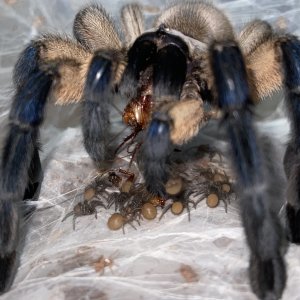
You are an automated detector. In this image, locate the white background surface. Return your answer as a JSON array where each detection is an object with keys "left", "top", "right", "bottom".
[{"left": 0, "top": 0, "right": 300, "bottom": 299}]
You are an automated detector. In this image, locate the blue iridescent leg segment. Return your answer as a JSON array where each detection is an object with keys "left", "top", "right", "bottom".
[
  {"left": 82, "top": 53, "right": 112, "bottom": 166},
  {"left": 211, "top": 41, "right": 287, "bottom": 300},
  {"left": 140, "top": 112, "right": 172, "bottom": 197},
  {"left": 0, "top": 43, "right": 52, "bottom": 293}
]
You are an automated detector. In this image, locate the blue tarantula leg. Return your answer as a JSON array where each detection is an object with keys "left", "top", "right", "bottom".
[
  {"left": 0, "top": 44, "right": 52, "bottom": 293},
  {"left": 210, "top": 42, "right": 287, "bottom": 300},
  {"left": 82, "top": 52, "right": 113, "bottom": 166},
  {"left": 140, "top": 112, "right": 172, "bottom": 197},
  {"left": 280, "top": 36, "right": 300, "bottom": 244},
  {"left": 140, "top": 38, "right": 189, "bottom": 196},
  {"left": 23, "top": 148, "right": 43, "bottom": 203},
  {"left": 22, "top": 148, "right": 43, "bottom": 218}
]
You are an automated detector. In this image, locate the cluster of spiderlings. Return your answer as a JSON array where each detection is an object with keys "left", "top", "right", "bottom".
[
  {"left": 207, "top": 173, "right": 233, "bottom": 208},
  {"left": 105, "top": 175, "right": 185, "bottom": 231},
  {"left": 105, "top": 162, "right": 234, "bottom": 231},
  {"left": 107, "top": 192, "right": 129, "bottom": 213},
  {"left": 159, "top": 149, "right": 235, "bottom": 218},
  {"left": 180, "top": 166, "right": 234, "bottom": 212},
  {"left": 63, "top": 147, "right": 235, "bottom": 231},
  {"left": 106, "top": 182, "right": 155, "bottom": 231},
  {"left": 80, "top": 175, "right": 115, "bottom": 204}
]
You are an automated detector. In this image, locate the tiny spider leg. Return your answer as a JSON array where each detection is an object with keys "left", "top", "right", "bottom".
[
  {"left": 61, "top": 211, "right": 77, "bottom": 230},
  {"left": 279, "top": 36, "right": 300, "bottom": 244},
  {"left": 210, "top": 41, "right": 287, "bottom": 300},
  {"left": 0, "top": 45, "right": 53, "bottom": 293}
]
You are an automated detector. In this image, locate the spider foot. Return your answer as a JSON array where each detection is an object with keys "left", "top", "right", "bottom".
[
  {"left": 0, "top": 201, "right": 19, "bottom": 293},
  {"left": 0, "top": 252, "right": 16, "bottom": 294},
  {"left": 249, "top": 254, "right": 286, "bottom": 300}
]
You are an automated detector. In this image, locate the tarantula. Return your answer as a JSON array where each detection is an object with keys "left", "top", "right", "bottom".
[{"left": 0, "top": 1, "right": 299, "bottom": 299}]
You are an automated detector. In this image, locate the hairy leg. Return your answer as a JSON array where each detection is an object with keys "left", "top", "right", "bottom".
[
  {"left": 210, "top": 41, "right": 287, "bottom": 299},
  {"left": 0, "top": 44, "right": 53, "bottom": 293},
  {"left": 82, "top": 52, "right": 114, "bottom": 166},
  {"left": 121, "top": 3, "right": 144, "bottom": 47},
  {"left": 240, "top": 20, "right": 282, "bottom": 101},
  {"left": 73, "top": 4, "right": 122, "bottom": 52},
  {"left": 0, "top": 32, "right": 94, "bottom": 292},
  {"left": 279, "top": 36, "right": 300, "bottom": 244}
]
